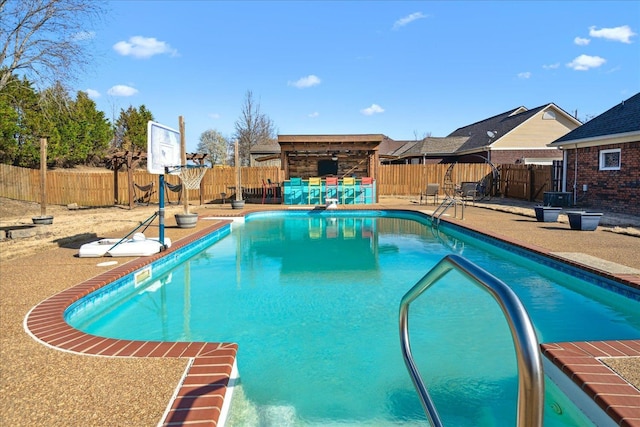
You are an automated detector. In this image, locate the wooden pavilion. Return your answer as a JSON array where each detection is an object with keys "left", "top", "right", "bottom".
[{"left": 277, "top": 134, "right": 383, "bottom": 180}]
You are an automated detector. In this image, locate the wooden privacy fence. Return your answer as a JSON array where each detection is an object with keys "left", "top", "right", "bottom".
[
  {"left": 119, "top": 166, "right": 287, "bottom": 205},
  {"left": 498, "top": 164, "right": 555, "bottom": 202},
  {"left": 0, "top": 164, "right": 286, "bottom": 207},
  {"left": 377, "top": 163, "right": 494, "bottom": 196},
  {"left": 1, "top": 163, "right": 554, "bottom": 206}
]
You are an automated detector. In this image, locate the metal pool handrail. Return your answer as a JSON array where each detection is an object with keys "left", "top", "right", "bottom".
[{"left": 399, "top": 254, "right": 544, "bottom": 427}]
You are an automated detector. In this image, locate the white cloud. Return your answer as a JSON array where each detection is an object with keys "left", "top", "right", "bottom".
[
  {"left": 208, "top": 113, "right": 221, "bottom": 120},
  {"left": 566, "top": 54, "right": 606, "bottom": 71},
  {"left": 107, "top": 85, "right": 138, "bottom": 96},
  {"left": 113, "top": 36, "right": 178, "bottom": 59},
  {"left": 308, "top": 112, "right": 319, "bottom": 118},
  {"left": 543, "top": 63, "right": 560, "bottom": 70},
  {"left": 393, "top": 12, "right": 427, "bottom": 30},
  {"left": 288, "top": 75, "right": 321, "bottom": 88},
  {"left": 85, "top": 89, "right": 100, "bottom": 98},
  {"left": 574, "top": 36, "right": 590, "bottom": 46},
  {"left": 517, "top": 72, "right": 532, "bottom": 79},
  {"left": 361, "top": 104, "right": 384, "bottom": 116},
  {"left": 589, "top": 25, "right": 636, "bottom": 43}
]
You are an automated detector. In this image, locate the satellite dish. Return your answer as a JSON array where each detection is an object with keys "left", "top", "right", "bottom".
[{"left": 487, "top": 131, "right": 496, "bottom": 138}]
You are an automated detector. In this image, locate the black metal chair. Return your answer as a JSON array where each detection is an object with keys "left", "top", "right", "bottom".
[{"left": 420, "top": 183, "right": 440, "bottom": 205}]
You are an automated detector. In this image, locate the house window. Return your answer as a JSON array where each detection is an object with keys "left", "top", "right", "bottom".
[
  {"left": 542, "top": 111, "right": 556, "bottom": 120},
  {"left": 599, "top": 148, "right": 621, "bottom": 171}
]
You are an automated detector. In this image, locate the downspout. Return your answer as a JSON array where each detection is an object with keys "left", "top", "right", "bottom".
[
  {"left": 561, "top": 149, "right": 568, "bottom": 192},
  {"left": 573, "top": 144, "right": 578, "bottom": 206}
]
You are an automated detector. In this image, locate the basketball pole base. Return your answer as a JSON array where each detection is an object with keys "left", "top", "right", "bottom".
[{"left": 159, "top": 173, "right": 166, "bottom": 248}]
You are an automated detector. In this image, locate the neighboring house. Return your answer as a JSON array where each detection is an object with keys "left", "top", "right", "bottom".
[
  {"left": 249, "top": 141, "right": 281, "bottom": 167},
  {"left": 381, "top": 103, "right": 581, "bottom": 165},
  {"left": 547, "top": 92, "right": 640, "bottom": 216},
  {"left": 379, "top": 136, "right": 468, "bottom": 164}
]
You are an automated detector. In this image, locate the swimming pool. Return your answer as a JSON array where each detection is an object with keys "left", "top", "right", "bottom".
[{"left": 66, "top": 211, "right": 640, "bottom": 426}]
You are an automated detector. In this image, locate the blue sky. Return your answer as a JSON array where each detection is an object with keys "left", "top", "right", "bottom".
[{"left": 77, "top": 1, "right": 640, "bottom": 152}]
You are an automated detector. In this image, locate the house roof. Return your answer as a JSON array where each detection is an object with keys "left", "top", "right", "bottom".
[
  {"left": 378, "top": 138, "right": 416, "bottom": 157},
  {"left": 277, "top": 134, "right": 385, "bottom": 154},
  {"left": 447, "top": 105, "right": 551, "bottom": 153},
  {"left": 387, "top": 137, "right": 469, "bottom": 158},
  {"left": 549, "top": 92, "right": 640, "bottom": 146},
  {"left": 250, "top": 141, "right": 281, "bottom": 154}
]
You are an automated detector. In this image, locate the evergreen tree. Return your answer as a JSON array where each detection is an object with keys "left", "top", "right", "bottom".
[
  {"left": 0, "top": 76, "right": 113, "bottom": 167},
  {"left": 113, "top": 105, "right": 154, "bottom": 152},
  {"left": 72, "top": 91, "right": 112, "bottom": 164},
  {"left": 0, "top": 74, "right": 42, "bottom": 166}
]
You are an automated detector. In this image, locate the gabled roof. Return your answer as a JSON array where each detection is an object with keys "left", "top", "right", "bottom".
[
  {"left": 550, "top": 92, "right": 640, "bottom": 146},
  {"left": 378, "top": 137, "right": 410, "bottom": 157},
  {"left": 250, "top": 141, "right": 281, "bottom": 154},
  {"left": 390, "top": 137, "right": 469, "bottom": 158},
  {"left": 447, "top": 105, "right": 551, "bottom": 153}
]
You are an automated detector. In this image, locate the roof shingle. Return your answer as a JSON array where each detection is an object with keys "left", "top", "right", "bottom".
[{"left": 552, "top": 92, "right": 640, "bottom": 144}]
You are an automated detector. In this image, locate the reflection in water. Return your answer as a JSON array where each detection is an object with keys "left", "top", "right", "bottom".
[{"left": 245, "top": 217, "right": 380, "bottom": 275}]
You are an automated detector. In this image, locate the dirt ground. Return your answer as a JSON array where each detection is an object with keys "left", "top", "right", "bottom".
[{"left": 0, "top": 197, "right": 192, "bottom": 262}]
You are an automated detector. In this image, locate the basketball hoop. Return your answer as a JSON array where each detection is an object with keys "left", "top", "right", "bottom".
[{"left": 178, "top": 166, "right": 207, "bottom": 190}]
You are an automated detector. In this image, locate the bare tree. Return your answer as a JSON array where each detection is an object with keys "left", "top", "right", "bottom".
[
  {"left": 413, "top": 130, "right": 432, "bottom": 140},
  {"left": 0, "top": 0, "right": 108, "bottom": 92},
  {"left": 234, "top": 90, "right": 277, "bottom": 165}
]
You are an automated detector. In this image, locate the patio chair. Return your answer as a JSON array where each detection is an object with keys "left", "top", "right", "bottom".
[
  {"left": 420, "top": 183, "right": 440, "bottom": 205},
  {"left": 134, "top": 181, "right": 155, "bottom": 206},
  {"left": 308, "top": 177, "right": 323, "bottom": 204},
  {"left": 342, "top": 177, "right": 357, "bottom": 205},
  {"left": 359, "top": 177, "right": 374, "bottom": 204},
  {"left": 288, "top": 177, "right": 303, "bottom": 204},
  {"left": 457, "top": 182, "right": 479, "bottom": 205},
  {"left": 325, "top": 177, "right": 339, "bottom": 203}
]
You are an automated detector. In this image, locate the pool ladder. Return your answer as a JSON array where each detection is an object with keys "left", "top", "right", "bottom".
[
  {"left": 399, "top": 254, "right": 545, "bottom": 427},
  {"left": 431, "top": 197, "right": 465, "bottom": 225}
]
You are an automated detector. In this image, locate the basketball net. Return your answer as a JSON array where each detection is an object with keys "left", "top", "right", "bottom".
[{"left": 178, "top": 166, "right": 207, "bottom": 190}]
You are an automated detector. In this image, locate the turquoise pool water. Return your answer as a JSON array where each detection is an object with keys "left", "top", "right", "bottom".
[{"left": 67, "top": 211, "right": 640, "bottom": 426}]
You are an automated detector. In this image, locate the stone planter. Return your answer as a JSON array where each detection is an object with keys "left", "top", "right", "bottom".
[
  {"left": 231, "top": 200, "right": 245, "bottom": 210},
  {"left": 534, "top": 206, "right": 562, "bottom": 222},
  {"left": 32, "top": 215, "right": 54, "bottom": 225},
  {"left": 175, "top": 213, "right": 198, "bottom": 229},
  {"left": 566, "top": 211, "right": 603, "bottom": 231}
]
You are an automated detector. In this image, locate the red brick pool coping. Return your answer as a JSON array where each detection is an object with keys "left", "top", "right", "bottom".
[{"left": 25, "top": 213, "right": 640, "bottom": 426}]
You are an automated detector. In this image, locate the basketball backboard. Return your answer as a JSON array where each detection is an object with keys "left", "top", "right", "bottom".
[{"left": 147, "top": 121, "right": 181, "bottom": 174}]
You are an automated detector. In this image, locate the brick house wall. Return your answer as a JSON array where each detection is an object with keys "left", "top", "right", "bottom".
[
  {"left": 564, "top": 141, "right": 640, "bottom": 216},
  {"left": 490, "top": 149, "right": 563, "bottom": 164}
]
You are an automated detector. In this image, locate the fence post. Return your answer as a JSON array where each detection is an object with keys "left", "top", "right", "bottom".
[
  {"left": 39, "top": 137, "right": 47, "bottom": 217},
  {"left": 127, "top": 151, "right": 134, "bottom": 209}
]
